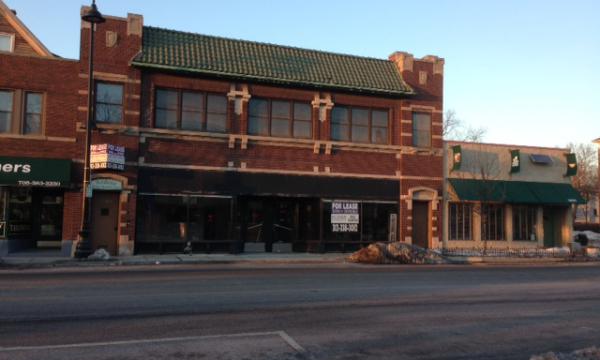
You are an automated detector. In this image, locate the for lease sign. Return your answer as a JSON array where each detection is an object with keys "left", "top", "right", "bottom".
[{"left": 331, "top": 201, "right": 359, "bottom": 232}]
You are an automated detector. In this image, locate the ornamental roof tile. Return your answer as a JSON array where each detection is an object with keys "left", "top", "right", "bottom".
[{"left": 132, "top": 26, "right": 413, "bottom": 97}]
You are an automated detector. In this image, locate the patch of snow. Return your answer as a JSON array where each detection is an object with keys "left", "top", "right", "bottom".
[{"left": 88, "top": 248, "right": 111, "bottom": 260}]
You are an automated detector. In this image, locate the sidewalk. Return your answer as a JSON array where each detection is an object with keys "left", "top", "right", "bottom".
[
  {"left": 0, "top": 252, "right": 347, "bottom": 269},
  {"left": 1, "top": 252, "right": 598, "bottom": 270}
]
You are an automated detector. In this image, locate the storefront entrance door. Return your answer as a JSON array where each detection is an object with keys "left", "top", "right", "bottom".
[
  {"left": 91, "top": 192, "right": 119, "bottom": 255},
  {"left": 412, "top": 201, "right": 429, "bottom": 249},
  {"left": 242, "top": 197, "right": 317, "bottom": 252},
  {"left": 543, "top": 208, "right": 556, "bottom": 248}
]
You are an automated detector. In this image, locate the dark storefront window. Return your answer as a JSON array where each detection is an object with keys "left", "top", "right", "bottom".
[
  {"left": 322, "top": 200, "right": 398, "bottom": 252},
  {"left": 449, "top": 202, "right": 472, "bottom": 240},
  {"left": 481, "top": 204, "right": 505, "bottom": 241},
  {"left": 8, "top": 188, "right": 32, "bottom": 238},
  {"left": 513, "top": 205, "right": 537, "bottom": 241},
  {"left": 136, "top": 194, "right": 232, "bottom": 253},
  {"left": 1, "top": 187, "right": 63, "bottom": 249}
]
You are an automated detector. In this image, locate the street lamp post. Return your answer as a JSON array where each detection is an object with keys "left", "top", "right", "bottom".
[{"left": 74, "top": 1, "right": 105, "bottom": 259}]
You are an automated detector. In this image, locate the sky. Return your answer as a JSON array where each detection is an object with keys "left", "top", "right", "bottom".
[{"left": 5, "top": 0, "right": 600, "bottom": 148}]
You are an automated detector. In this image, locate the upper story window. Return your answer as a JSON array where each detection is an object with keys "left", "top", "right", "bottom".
[
  {"left": 0, "top": 90, "right": 13, "bottom": 133},
  {"left": 24, "top": 92, "right": 43, "bottom": 134},
  {"left": 331, "top": 106, "right": 389, "bottom": 144},
  {"left": 0, "top": 33, "right": 14, "bottom": 52},
  {"left": 248, "top": 99, "right": 312, "bottom": 138},
  {"left": 412, "top": 112, "right": 431, "bottom": 147},
  {"left": 155, "top": 89, "right": 227, "bottom": 132},
  {"left": 0, "top": 89, "right": 44, "bottom": 135},
  {"left": 95, "top": 82, "right": 123, "bottom": 124}
]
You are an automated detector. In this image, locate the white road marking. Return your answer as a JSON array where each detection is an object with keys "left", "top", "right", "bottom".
[
  {"left": 277, "top": 330, "right": 306, "bottom": 353},
  {"left": 0, "top": 330, "right": 303, "bottom": 353}
]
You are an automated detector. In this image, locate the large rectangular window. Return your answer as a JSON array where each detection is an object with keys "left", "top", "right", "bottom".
[
  {"left": 136, "top": 194, "right": 232, "bottom": 253},
  {"left": 331, "top": 106, "right": 389, "bottom": 144},
  {"left": 95, "top": 82, "right": 123, "bottom": 124},
  {"left": 24, "top": 92, "right": 43, "bottom": 134},
  {"left": 481, "top": 204, "right": 505, "bottom": 241},
  {"left": 0, "top": 90, "right": 13, "bottom": 133},
  {"left": 248, "top": 98, "right": 312, "bottom": 138},
  {"left": 412, "top": 112, "right": 431, "bottom": 147},
  {"left": 449, "top": 202, "right": 472, "bottom": 240},
  {"left": 513, "top": 205, "right": 537, "bottom": 241},
  {"left": 155, "top": 89, "right": 227, "bottom": 132}
]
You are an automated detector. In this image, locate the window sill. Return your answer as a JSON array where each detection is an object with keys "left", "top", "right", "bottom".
[{"left": 0, "top": 133, "right": 76, "bottom": 142}]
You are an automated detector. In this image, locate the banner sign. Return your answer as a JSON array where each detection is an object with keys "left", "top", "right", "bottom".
[
  {"left": 510, "top": 149, "right": 520, "bottom": 173},
  {"left": 565, "top": 153, "right": 577, "bottom": 176},
  {"left": 0, "top": 156, "right": 71, "bottom": 187},
  {"left": 91, "top": 144, "right": 125, "bottom": 171},
  {"left": 331, "top": 201, "right": 359, "bottom": 232},
  {"left": 451, "top": 145, "right": 462, "bottom": 171}
]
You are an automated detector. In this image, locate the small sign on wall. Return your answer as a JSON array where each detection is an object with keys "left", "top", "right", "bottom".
[
  {"left": 90, "top": 144, "right": 125, "bottom": 171},
  {"left": 331, "top": 201, "right": 359, "bottom": 232}
]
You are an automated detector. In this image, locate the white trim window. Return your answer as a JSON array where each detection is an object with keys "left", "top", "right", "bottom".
[{"left": 0, "top": 33, "right": 15, "bottom": 52}]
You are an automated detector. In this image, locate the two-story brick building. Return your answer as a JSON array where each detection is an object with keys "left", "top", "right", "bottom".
[
  {"left": 1, "top": 2, "right": 445, "bottom": 256},
  {"left": 0, "top": 1, "right": 81, "bottom": 256}
]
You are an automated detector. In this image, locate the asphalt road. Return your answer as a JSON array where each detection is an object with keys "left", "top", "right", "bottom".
[{"left": 0, "top": 263, "right": 599, "bottom": 359}]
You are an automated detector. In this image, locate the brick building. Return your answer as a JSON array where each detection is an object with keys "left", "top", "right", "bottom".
[
  {"left": 0, "top": 1, "right": 80, "bottom": 255},
  {"left": 1, "top": 2, "right": 445, "bottom": 256}
]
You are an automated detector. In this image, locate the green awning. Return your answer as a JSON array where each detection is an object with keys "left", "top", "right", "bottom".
[
  {"left": 0, "top": 156, "right": 71, "bottom": 187},
  {"left": 448, "top": 179, "right": 585, "bottom": 205}
]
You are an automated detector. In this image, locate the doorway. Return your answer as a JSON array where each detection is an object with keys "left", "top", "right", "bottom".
[
  {"left": 91, "top": 192, "right": 120, "bottom": 255},
  {"left": 412, "top": 201, "right": 429, "bottom": 249},
  {"left": 543, "top": 207, "right": 556, "bottom": 248},
  {"left": 241, "top": 197, "right": 318, "bottom": 252}
]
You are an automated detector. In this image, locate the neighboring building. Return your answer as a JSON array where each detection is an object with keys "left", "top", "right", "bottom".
[
  {"left": 0, "top": 1, "right": 80, "bottom": 256},
  {"left": 575, "top": 195, "right": 599, "bottom": 224},
  {"left": 443, "top": 142, "right": 585, "bottom": 250},
  {"left": 1, "top": 1, "right": 446, "bottom": 256}
]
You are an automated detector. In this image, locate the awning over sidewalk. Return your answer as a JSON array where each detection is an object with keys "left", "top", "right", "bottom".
[
  {"left": 448, "top": 179, "right": 585, "bottom": 205},
  {"left": 0, "top": 156, "right": 71, "bottom": 187}
]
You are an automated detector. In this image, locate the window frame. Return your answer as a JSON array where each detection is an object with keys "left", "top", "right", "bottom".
[
  {"left": 481, "top": 203, "right": 505, "bottom": 241},
  {"left": 94, "top": 81, "right": 124, "bottom": 124},
  {"left": 512, "top": 205, "right": 537, "bottom": 241},
  {"left": 0, "top": 33, "right": 15, "bottom": 53},
  {"left": 23, "top": 91, "right": 44, "bottom": 135},
  {"left": 412, "top": 111, "right": 432, "bottom": 148},
  {"left": 154, "top": 87, "right": 228, "bottom": 133},
  {"left": 0, "top": 89, "right": 45, "bottom": 136},
  {"left": 247, "top": 98, "right": 313, "bottom": 139},
  {"left": 449, "top": 202, "right": 473, "bottom": 241},
  {"left": 330, "top": 105, "right": 390, "bottom": 144},
  {"left": 0, "top": 89, "right": 14, "bottom": 133}
]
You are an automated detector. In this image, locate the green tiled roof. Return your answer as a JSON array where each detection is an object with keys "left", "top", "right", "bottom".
[{"left": 132, "top": 26, "right": 413, "bottom": 97}]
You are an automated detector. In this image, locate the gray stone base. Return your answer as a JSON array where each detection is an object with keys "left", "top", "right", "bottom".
[
  {"left": 244, "top": 242, "right": 266, "bottom": 253},
  {"left": 61, "top": 240, "right": 74, "bottom": 257},
  {"left": 0, "top": 239, "right": 7, "bottom": 257},
  {"left": 272, "top": 243, "right": 292, "bottom": 253}
]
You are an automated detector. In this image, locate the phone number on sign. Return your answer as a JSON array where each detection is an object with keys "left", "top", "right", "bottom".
[{"left": 332, "top": 223, "right": 358, "bottom": 232}]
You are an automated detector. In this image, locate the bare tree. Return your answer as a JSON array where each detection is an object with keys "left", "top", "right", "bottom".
[
  {"left": 443, "top": 109, "right": 487, "bottom": 142},
  {"left": 568, "top": 142, "right": 599, "bottom": 223}
]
